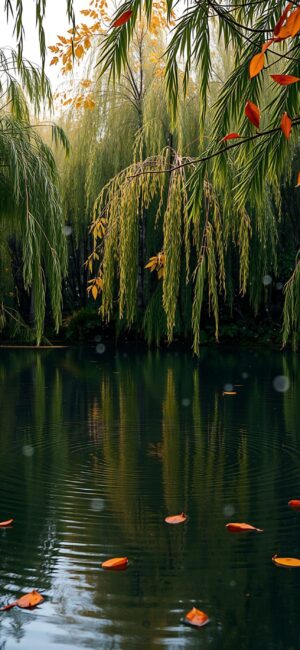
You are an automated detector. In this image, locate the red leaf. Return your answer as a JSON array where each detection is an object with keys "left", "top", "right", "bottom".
[
  {"left": 245, "top": 101, "right": 260, "bottom": 128},
  {"left": 101, "top": 557, "right": 129, "bottom": 570},
  {"left": 288, "top": 499, "right": 300, "bottom": 509},
  {"left": 295, "top": 172, "right": 300, "bottom": 188},
  {"left": 274, "top": 2, "right": 292, "bottom": 35},
  {"left": 221, "top": 133, "right": 241, "bottom": 142},
  {"left": 280, "top": 112, "right": 292, "bottom": 139},
  {"left": 165, "top": 512, "right": 187, "bottom": 524},
  {"left": 112, "top": 9, "right": 132, "bottom": 27},
  {"left": 249, "top": 52, "right": 264, "bottom": 78},
  {"left": 271, "top": 74, "right": 300, "bottom": 85},
  {"left": 226, "top": 522, "right": 263, "bottom": 533},
  {"left": 184, "top": 608, "right": 209, "bottom": 628},
  {"left": 288, "top": 6, "right": 300, "bottom": 36},
  {"left": 0, "top": 518, "right": 14, "bottom": 528}
]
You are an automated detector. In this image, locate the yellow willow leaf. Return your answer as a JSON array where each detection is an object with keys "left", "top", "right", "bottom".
[
  {"left": 58, "top": 35, "right": 68, "bottom": 44},
  {"left": 92, "top": 286, "right": 98, "bottom": 300},
  {"left": 75, "top": 44, "right": 85, "bottom": 59},
  {"left": 50, "top": 56, "right": 59, "bottom": 66},
  {"left": 49, "top": 45, "right": 59, "bottom": 53},
  {"left": 84, "top": 38, "right": 92, "bottom": 49}
]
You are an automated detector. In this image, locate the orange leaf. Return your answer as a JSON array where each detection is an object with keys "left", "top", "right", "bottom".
[
  {"left": 249, "top": 52, "right": 264, "bottom": 78},
  {"left": 0, "top": 518, "right": 14, "bottom": 527},
  {"left": 280, "top": 112, "right": 292, "bottom": 139},
  {"left": 295, "top": 172, "right": 300, "bottom": 187},
  {"left": 288, "top": 6, "right": 300, "bottom": 36},
  {"left": 102, "top": 557, "right": 129, "bottom": 570},
  {"left": 226, "top": 522, "right": 263, "bottom": 533},
  {"left": 245, "top": 101, "right": 260, "bottom": 128},
  {"left": 0, "top": 591, "right": 44, "bottom": 612},
  {"left": 17, "top": 591, "right": 44, "bottom": 609},
  {"left": 165, "top": 512, "right": 187, "bottom": 524},
  {"left": 288, "top": 499, "right": 300, "bottom": 510},
  {"left": 272, "top": 554, "right": 300, "bottom": 567},
  {"left": 271, "top": 74, "right": 300, "bottom": 85},
  {"left": 184, "top": 608, "right": 209, "bottom": 628},
  {"left": 221, "top": 133, "right": 241, "bottom": 142},
  {"left": 112, "top": 10, "right": 132, "bottom": 27},
  {"left": 274, "top": 2, "right": 292, "bottom": 35},
  {"left": 223, "top": 391, "right": 237, "bottom": 395}
]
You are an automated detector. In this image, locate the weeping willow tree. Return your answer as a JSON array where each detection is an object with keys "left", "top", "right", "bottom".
[
  {"left": 88, "top": 0, "right": 300, "bottom": 349},
  {"left": 54, "top": 0, "right": 300, "bottom": 349},
  {"left": 0, "top": 44, "right": 71, "bottom": 342}
]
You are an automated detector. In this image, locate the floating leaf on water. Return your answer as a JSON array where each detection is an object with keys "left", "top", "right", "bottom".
[
  {"left": 0, "top": 519, "right": 14, "bottom": 528},
  {"left": 101, "top": 557, "right": 129, "bottom": 570},
  {"left": 272, "top": 554, "right": 300, "bottom": 567},
  {"left": 226, "top": 522, "right": 263, "bottom": 533},
  {"left": 288, "top": 500, "right": 300, "bottom": 511},
  {"left": 165, "top": 512, "right": 187, "bottom": 525},
  {"left": 223, "top": 391, "right": 237, "bottom": 396},
  {"left": 0, "top": 590, "right": 44, "bottom": 611},
  {"left": 184, "top": 607, "right": 209, "bottom": 628}
]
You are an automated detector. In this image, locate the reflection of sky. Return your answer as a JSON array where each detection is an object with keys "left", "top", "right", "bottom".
[{"left": 0, "top": 347, "right": 298, "bottom": 650}]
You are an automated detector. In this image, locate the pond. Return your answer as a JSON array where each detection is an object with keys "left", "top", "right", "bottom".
[{"left": 0, "top": 346, "right": 299, "bottom": 650}]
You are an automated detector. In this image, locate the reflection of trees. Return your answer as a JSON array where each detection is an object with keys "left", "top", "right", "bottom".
[{"left": 0, "top": 347, "right": 299, "bottom": 649}]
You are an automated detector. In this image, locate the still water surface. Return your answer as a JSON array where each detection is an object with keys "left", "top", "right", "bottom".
[{"left": 0, "top": 346, "right": 299, "bottom": 650}]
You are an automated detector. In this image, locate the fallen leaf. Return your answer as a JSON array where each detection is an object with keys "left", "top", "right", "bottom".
[
  {"left": 0, "top": 519, "right": 14, "bottom": 528},
  {"left": 226, "top": 522, "right": 263, "bottom": 533},
  {"left": 274, "top": 3, "right": 292, "bottom": 35},
  {"left": 0, "top": 591, "right": 44, "bottom": 612},
  {"left": 249, "top": 52, "right": 264, "bottom": 78},
  {"left": 272, "top": 554, "right": 300, "bottom": 567},
  {"left": 280, "top": 112, "right": 292, "bottom": 138},
  {"left": 221, "top": 133, "right": 241, "bottom": 141},
  {"left": 184, "top": 607, "right": 209, "bottom": 628},
  {"left": 295, "top": 172, "right": 300, "bottom": 187},
  {"left": 288, "top": 499, "right": 300, "bottom": 510},
  {"left": 245, "top": 101, "right": 260, "bottom": 128},
  {"left": 165, "top": 512, "right": 187, "bottom": 524},
  {"left": 271, "top": 74, "right": 300, "bottom": 85},
  {"left": 223, "top": 391, "right": 237, "bottom": 395},
  {"left": 101, "top": 557, "right": 129, "bottom": 570},
  {"left": 112, "top": 10, "right": 132, "bottom": 27}
]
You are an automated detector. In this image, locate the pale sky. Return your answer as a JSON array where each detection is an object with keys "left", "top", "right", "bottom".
[{"left": 2, "top": 0, "right": 84, "bottom": 87}]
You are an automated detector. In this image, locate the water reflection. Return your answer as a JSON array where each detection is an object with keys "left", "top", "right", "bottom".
[{"left": 0, "top": 346, "right": 299, "bottom": 649}]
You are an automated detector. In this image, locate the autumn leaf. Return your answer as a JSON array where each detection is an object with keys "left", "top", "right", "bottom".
[
  {"left": 91, "top": 285, "right": 98, "bottom": 300},
  {"left": 288, "top": 499, "right": 300, "bottom": 509},
  {"left": 245, "top": 101, "right": 260, "bottom": 128},
  {"left": 50, "top": 56, "right": 59, "bottom": 66},
  {"left": 221, "top": 133, "right": 241, "bottom": 142},
  {"left": 223, "top": 391, "right": 237, "bottom": 395},
  {"left": 184, "top": 608, "right": 209, "bottom": 628},
  {"left": 102, "top": 557, "right": 129, "bottom": 570},
  {"left": 75, "top": 44, "right": 85, "bottom": 59},
  {"left": 271, "top": 74, "right": 300, "bottom": 85},
  {"left": 287, "top": 6, "right": 300, "bottom": 36},
  {"left": 249, "top": 52, "right": 264, "bottom": 78},
  {"left": 274, "top": 3, "right": 292, "bottom": 35},
  {"left": 112, "top": 10, "right": 132, "bottom": 28},
  {"left": 226, "top": 522, "right": 263, "bottom": 533},
  {"left": 280, "top": 112, "right": 292, "bottom": 139},
  {"left": 0, "top": 518, "right": 14, "bottom": 527},
  {"left": 165, "top": 512, "right": 187, "bottom": 524},
  {"left": 0, "top": 591, "right": 44, "bottom": 612},
  {"left": 272, "top": 555, "right": 300, "bottom": 568},
  {"left": 295, "top": 173, "right": 300, "bottom": 188}
]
